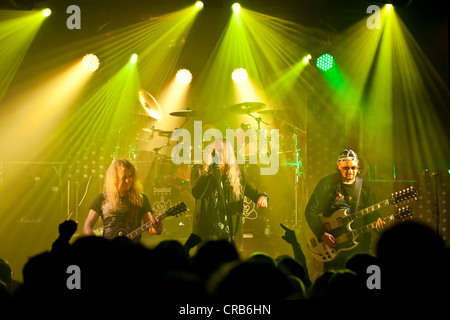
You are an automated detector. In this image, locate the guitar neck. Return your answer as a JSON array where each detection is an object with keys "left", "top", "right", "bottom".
[
  {"left": 342, "top": 199, "right": 391, "bottom": 225},
  {"left": 349, "top": 215, "right": 396, "bottom": 239},
  {"left": 126, "top": 212, "right": 167, "bottom": 240}
]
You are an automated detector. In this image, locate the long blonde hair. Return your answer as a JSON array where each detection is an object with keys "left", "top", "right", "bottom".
[
  {"left": 203, "top": 139, "right": 242, "bottom": 200},
  {"left": 102, "top": 158, "right": 143, "bottom": 213}
]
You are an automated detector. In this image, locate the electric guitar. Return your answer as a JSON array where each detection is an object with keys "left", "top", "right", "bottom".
[
  {"left": 112, "top": 202, "right": 187, "bottom": 240},
  {"left": 306, "top": 187, "right": 418, "bottom": 262},
  {"left": 307, "top": 206, "right": 414, "bottom": 262}
]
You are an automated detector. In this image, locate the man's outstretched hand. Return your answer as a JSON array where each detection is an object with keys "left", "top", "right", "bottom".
[
  {"left": 59, "top": 220, "right": 78, "bottom": 241},
  {"left": 280, "top": 223, "right": 298, "bottom": 245}
]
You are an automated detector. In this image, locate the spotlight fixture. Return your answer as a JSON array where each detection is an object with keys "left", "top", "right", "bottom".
[
  {"left": 316, "top": 54, "right": 334, "bottom": 71},
  {"left": 42, "top": 8, "right": 52, "bottom": 17},
  {"left": 231, "top": 68, "right": 248, "bottom": 83},
  {"left": 370, "top": 0, "right": 414, "bottom": 8},
  {"left": 130, "top": 54, "right": 138, "bottom": 64},
  {"left": 303, "top": 54, "right": 312, "bottom": 64},
  {"left": 176, "top": 69, "right": 193, "bottom": 85},
  {"left": 232, "top": 3, "right": 241, "bottom": 14},
  {"left": 81, "top": 54, "right": 100, "bottom": 72},
  {"left": 195, "top": 1, "right": 204, "bottom": 10}
]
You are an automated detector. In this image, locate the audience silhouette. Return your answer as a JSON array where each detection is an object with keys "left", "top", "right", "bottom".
[{"left": 1, "top": 218, "right": 448, "bottom": 315}]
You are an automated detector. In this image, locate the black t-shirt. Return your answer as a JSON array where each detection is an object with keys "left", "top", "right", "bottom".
[
  {"left": 89, "top": 193, "right": 152, "bottom": 241},
  {"left": 305, "top": 173, "right": 378, "bottom": 244}
]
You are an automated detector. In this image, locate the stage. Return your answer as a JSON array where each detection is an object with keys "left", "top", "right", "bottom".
[{"left": 0, "top": 0, "right": 448, "bottom": 307}]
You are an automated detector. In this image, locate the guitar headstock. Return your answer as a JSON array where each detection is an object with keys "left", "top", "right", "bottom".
[
  {"left": 166, "top": 202, "right": 187, "bottom": 217},
  {"left": 390, "top": 186, "right": 418, "bottom": 206},
  {"left": 393, "top": 206, "right": 414, "bottom": 220}
]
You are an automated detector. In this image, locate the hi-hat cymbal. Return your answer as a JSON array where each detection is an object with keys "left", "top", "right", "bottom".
[
  {"left": 169, "top": 110, "right": 201, "bottom": 117},
  {"left": 229, "top": 102, "right": 266, "bottom": 114}
]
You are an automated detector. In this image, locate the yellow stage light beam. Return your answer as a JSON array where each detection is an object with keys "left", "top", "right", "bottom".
[
  {"left": 158, "top": 73, "right": 193, "bottom": 132},
  {"left": 0, "top": 59, "right": 95, "bottom": 161},
  {"left": 0, "top": 59, "right": 96, "bottom": 257},
  {"left": 266, "top": 55, "right": 311, "bottom": 102},
  {"left": 194, "top": 7, "right": 270, "bottom": 109},
  {"left": 121, "top": 5, "right": 201, "bottom": 92},
  {"left": 8, "top": 4, "right": 200, "bottom": 163},
  {"left": 54, "top": 59, "right": 142, "bottom": 163},
  {"left": 0, "top": 10, "right": 49, "bottom": 103},
  {"left": 388, "top": 7, "right": 450, "bottom": 172},
  {"left": 325, "top": 5, "right": 449, "bottom": 177},
  {"left": 196, "top": 7, "right": 324, "bottom": 115},
  {"left": 25, "top": 4, "right": 201, "bottom": 95}
]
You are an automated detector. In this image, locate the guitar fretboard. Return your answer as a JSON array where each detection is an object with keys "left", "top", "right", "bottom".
[
  {"left": 126, "top": 212, "right": 167, "bottom": 240},
  {"left": 350, "top": 215, "right": 396, "bottom": 238},
  {"left": 341, "top": 199, "right": 391, "bottom": 225}
]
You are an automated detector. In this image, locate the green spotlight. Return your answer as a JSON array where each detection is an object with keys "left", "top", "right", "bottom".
[
  {"left": 316, "top": 53, "right": 334, "bottom": 71},
  {"left": 195, "top": 1, "right": 204, "bottom": 10},
  {"left": 130, "top": 54, "right": 138, "bottom": 64},
  {"left": 42, "top": 9, "right": 52, "bottom": 17},
  {"left": 232, "top": 3, "right": 241, "bottom": 14}
]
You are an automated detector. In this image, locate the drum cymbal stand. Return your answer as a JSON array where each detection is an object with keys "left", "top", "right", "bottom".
[
  {"left": 281, "top": 132, "right": 305, "bottom": 226},
  {"left": 151, "top": 137, "right": 171, "bottom": 181}
]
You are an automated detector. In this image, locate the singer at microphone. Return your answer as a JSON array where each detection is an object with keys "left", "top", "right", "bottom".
[{"left": 190, "top": 138, "right": 269, "bottom": 245}]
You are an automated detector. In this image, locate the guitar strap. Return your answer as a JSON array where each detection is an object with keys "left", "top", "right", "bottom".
[{"left": 350, "top": 177, "right": 363, "bottom": 214}]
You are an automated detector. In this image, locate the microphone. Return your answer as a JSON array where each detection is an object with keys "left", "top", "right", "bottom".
[{"left": 212, "top": 149, "right": 220, "bottom": 164}]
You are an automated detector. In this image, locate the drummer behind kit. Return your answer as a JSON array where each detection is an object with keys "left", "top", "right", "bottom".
[{"left": 130, "top": 96, "right": 305, "bottom": 235}]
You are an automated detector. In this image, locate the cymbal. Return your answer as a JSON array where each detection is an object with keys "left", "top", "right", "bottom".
[
  {"left": 137, "top": 112, "right": 155, "bottom": 118},
  {"left": 256, "top": 109, "right": 277, "bottom": 115},
  {"left": 142, "top": 128, "right": 173, "bottom": 136},
  {"left": 157, "top": 130, "right": 173, "bottom": 137},
  {"left": 169, "top": 110, "right": 200, "bottom": 117},
  {"left": 229, "top": 102, "right": 266, "bottom": 114}
]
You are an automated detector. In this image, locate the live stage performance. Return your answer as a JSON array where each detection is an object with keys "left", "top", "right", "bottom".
[{"left": 0, "top": 0, "right": 449, "bottom": 314}]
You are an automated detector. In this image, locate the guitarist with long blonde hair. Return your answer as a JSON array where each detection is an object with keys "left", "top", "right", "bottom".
[{"left": 83, "top": 158, "right": 164, "bottom": 242}]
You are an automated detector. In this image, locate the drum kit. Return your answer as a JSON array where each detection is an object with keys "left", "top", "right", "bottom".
[
  {"left": 133, "top": 97, "right": 306, "bottom": 180},
  {"left": 124, "top": 92, "right": 307, "bottom": 230}
]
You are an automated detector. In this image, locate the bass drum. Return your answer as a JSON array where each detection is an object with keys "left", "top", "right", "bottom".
[{"left": 146, "top": 178, "right": 194, "bottom": 238}]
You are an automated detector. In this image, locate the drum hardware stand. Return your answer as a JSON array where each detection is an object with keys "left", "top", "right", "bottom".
[
  {"left": 179, "top": 109, "right": 192, "bottom": 129},
  {"left": 246, "top": 112, "right": 270, "bottom": 131},
  {"left": 281, "top": 132, "right": 305, "bottom": 227}
]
